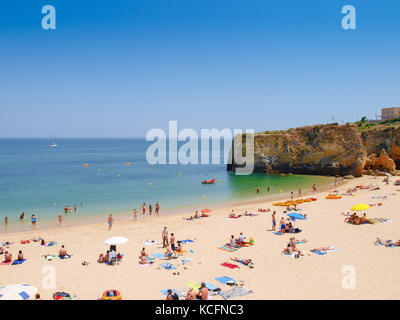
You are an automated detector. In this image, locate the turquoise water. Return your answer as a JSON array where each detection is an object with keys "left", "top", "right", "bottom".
[{"left": 0, "top": 139, "right": 333, "bottom": 231}]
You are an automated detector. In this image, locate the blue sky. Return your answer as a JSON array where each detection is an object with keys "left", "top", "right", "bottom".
[{"left": 0, "top": 0, "right": 399, "bottom": 138}]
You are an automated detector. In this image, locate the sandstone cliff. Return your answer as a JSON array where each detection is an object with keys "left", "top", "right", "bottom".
[{"left": 228, "top": 123, "right": 398, "bottom": 177}]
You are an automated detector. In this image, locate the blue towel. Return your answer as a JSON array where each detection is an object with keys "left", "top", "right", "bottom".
[
  {"left": 180, "top": 240, "right": 194, "bottom": 244},
  {"left": 160, "top": 262, "right": 176, "bottom": 270},
  {"left": 215, "top": 276, "right": 236, "bottom": 285},
  {"left": 189, "top": 249, "right": 194, "bottom": 254},
  {"left": 288, "top": 213, "right": 306, "bottom": 220},
  {"left": 152, "top": 253, "right": 165, "bottom": 259},
  {"left": 377, "top": 241, "right": 396, "bottom": 248},
  {"left": 312, "top": 251, "right": 327, "bottom": 255},
  {"left": 11, "top": 259, "right": 26, "bottom": 265},
  {"left": 273, "top": 232, "right": 282, "bottom": 235}
]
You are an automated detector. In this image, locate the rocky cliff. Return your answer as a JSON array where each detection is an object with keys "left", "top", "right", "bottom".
[
  {"left": 228, "top": 123, "right": 398, "bottom": 177},
  {"left": 361, "top": 127, "right": 400, "bottom": 167}
]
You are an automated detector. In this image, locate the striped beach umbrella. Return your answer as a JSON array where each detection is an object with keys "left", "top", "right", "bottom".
[{"left": 0, "top": 284, "right": 38, "bottom": 300}]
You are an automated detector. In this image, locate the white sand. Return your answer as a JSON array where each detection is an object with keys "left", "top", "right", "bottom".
[{"left": 1, "top": 175, "right": 400, "bottom": 300}]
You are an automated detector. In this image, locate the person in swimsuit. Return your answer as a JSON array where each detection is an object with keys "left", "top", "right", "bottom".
[
  {"left": 4, "top": 217, "right": 7, "bottom": 227},
  {"left": 133, "top": 209, "right": 138, "bottom": 221},
  {"left": 185, "top": 288, "right": 196, "bottom": 300},
  {"left": 229, "top": 235, "right": 236, "bottom": 247},
  {"left": 170, "top": 233, "right": 176, "bottom": 251},
  {"left": 142, "top": 203, "right": 146, "bottom": 215},
  {"left": 280, "top": 217, "right": 286, "bottom": 234},
  {"left": 149, "top": 204, "right": 152, "bottom": 216},
  {"left": 155, "top": 203, "right": 160, "bottom": 216},
  {"left": 162, "top": 227, "right": 168, "bottom": 248},
  {"left": 4, "top": 251, "right": 12, "bottom": 263},
  {"left": 107, "top": 214, "right": 113, "bottom": 230},
  {"left": 31, "top": 214, "right": 37, "bottom": 229},
  {"left": 17, "top": 250, "right": 24, "bottom": 261},
  {"left": 58, "top": 214, "right": 62, "bottom": 226},
  {"left": 20, "top": 212, "right": 24, "bottom": 220},
  {"left": 196, "top": 283, "right": 209, "bottom": 300},
  {"left": 272, "top": 211, "right": 276, "bottom": 231}
]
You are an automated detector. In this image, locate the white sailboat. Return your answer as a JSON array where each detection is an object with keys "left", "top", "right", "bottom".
[{"left": 50, "top": 138, "right": 58, "bottom": 148}]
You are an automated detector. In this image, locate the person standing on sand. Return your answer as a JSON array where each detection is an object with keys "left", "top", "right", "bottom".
[
  {"left": 155, "top": 203, "right": 160, "bottom": 216},
  {"left": 107, "top": 214, "right": 113, "bottom": 231},
  {"left": 142, "top": 203, "right": 146, "bottom": 216},
  {"left": 162, "top": 227, "right": 168, "bottom": 248},
  {"left": 257, "top": 187, "right": 260, "bottom": 194},
  {"left": 149, "top": 204, "right": 153, "bottom": 216},
  {"left": 58, "top": 214, "right": 62, "bottom": 226},
  {"left": 298, "top": 188, "right": 302, "bottom": 197},
  {"left": 267, "top": 186, "right": 270, "bottom": 192},
  {"left": 290, "top": 192, "right": 294, "bottom": 200},
  {"left": 64, "top": 205, "right": 68, "bottom": 214},
  {"left": 170, "top": 233, "right": 176, "bottom": 251},
  {"left": 133, "top": 209, "right": 138, "bottom": 221},
  {"left": 312, "top": 184, "right": 317, "bottom": 192},
  {"left": 31, "top": 214, "right": 37, "bottom": 229},
  {"left": 271, "top": 211, "right": 276, "bottom": 231}
]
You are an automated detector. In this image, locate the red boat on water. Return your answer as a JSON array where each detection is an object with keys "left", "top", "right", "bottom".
[{"left": 201, "top": 178, "right": 216, "bottom": 184}]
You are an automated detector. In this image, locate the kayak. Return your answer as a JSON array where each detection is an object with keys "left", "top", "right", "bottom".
[{"left": 202, "top": 179, "right": 216, "bottom": 184}]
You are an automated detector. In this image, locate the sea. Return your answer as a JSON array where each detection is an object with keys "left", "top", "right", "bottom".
[{"left": 0, "top": 139, "right": 334, "bottom": 233}]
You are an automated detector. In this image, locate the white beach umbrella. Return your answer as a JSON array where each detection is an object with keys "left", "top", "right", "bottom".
[
  {"left": 104, "top": 236, "right": 129, "bottom": 245},
  {"left": 0, "top": 284, "right": 38, "bottom": 300}
]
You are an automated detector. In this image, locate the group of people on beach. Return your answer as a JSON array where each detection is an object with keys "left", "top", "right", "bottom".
[{"left": 133, "top": 202, "right": 160, "bottom": 221}]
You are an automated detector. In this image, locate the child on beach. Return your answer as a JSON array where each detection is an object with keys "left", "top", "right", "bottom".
[{"left": 133, "top": 209, "right": 138, "bottom": 221}]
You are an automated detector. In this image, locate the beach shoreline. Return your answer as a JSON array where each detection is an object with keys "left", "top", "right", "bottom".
[{"left": 0, "top": 175, "right": 338, "bottom": 235}]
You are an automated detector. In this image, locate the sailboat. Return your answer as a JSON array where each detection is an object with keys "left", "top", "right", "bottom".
[{"left": 50, "top": 138, "right": 58, "bottom": 148}]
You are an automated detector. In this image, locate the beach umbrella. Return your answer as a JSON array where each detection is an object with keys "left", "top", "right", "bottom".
[
  {"left": 104, "top": 236, "right": 129, "bottom": 245},
  {"left": 351, "top": 204, "right": 371, "bottom": 211},
  {"left": 0, "top": 284, "right": 38, "bottom": 300}
]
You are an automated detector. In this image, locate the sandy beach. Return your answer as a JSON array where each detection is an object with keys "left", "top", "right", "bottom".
[{"left": 1, "top": 175, "right": 400, "bottom": 300}]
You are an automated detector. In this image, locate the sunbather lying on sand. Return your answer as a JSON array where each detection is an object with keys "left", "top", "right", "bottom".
[
  {"left": 310, "top": 247, "right": 334, "bottom": 252},
  {"left": 375, "top": 238, "right": 400, "bottom": 247},
  {"left": 230, "top": 257, "right": 253, "bottom": 265}
]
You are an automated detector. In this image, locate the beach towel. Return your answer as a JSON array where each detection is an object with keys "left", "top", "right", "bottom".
[
  {"left": 11, "top": 259, "right": 26, "bottom": 265},
  {"left": 179, "top": 240, "right": 194, "bottom": 244},
  {"left": 151, "top": 253, "right": 165, "bottom": 259},
  {"left": 281, "top": 252, "right": 298, "bottom": 259},
  {"left": 311, "top": 247, "right": 339, "bottom": 255},
  {"left": 160, "top": 262, "right": 176, "bottom": 270},
  {"left": 219, "top": 286, "right": 253, "bottom": 300},
  {"left": 181, "top": 258, "right": 192, "bottom": 264},
  {"left": 0, "top": 261, "right": 12, "bottom": 265},
  {"left": 142, "top": 240, "right": 161, "bottom": 246},
  {"left": 377, "top": 241, "right": 397, "bottom": 248},
  {"left": 138, "top": 262, "right": 152, "bottom": 267},
  {"left": 215, "top": 276, "right": 236, "bottom": 285},
  {"left": 221, "top": 262, "right": 239, "bottom": 269},
  {"left": 59, "top": 254, "right": 71, "bottom": 259},
  {"left": 287, "top": 213, "right": 306, "bottom": 221},
  {"left": 218, "top": 245, "right": 239, "bottom": 252},
  {"left": 273, "top": 232, "right": 283, "bottom": 235}
]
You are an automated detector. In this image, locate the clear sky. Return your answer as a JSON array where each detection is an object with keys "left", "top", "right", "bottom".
[{"left": 1, "top": 0, "right": 399, "bottom": 138}]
